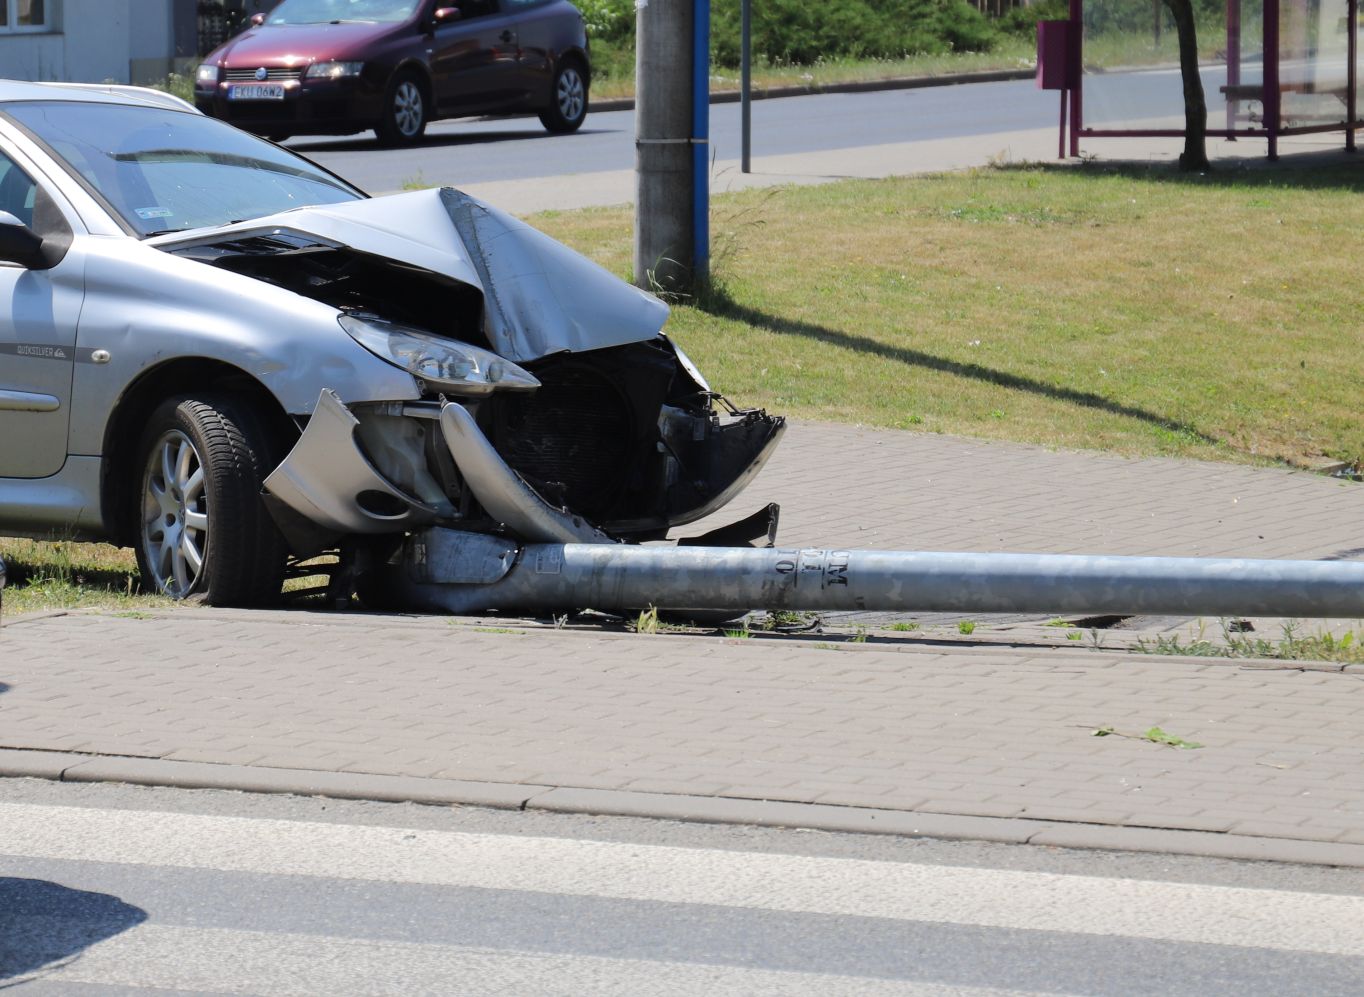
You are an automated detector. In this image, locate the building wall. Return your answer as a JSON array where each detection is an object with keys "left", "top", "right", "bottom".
[{"left": 0, "top": 0, "right": 195, "bottom": 85}]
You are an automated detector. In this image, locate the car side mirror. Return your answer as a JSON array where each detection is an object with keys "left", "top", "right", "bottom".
[
  {"left": 433, "top": 6, "right": 461, "bottom": 24},
  {"left": 0, "top": 211, "right": 51, "bottom": 270},
  {"left": 250, "top": 12, "right": 265, "bottom": 26}
]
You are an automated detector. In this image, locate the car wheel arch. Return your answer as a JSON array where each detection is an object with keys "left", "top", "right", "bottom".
[
  {"left": 539, "top": 51, "right": 590, "bottom": 133},
  {"left": 390, "top": 60, "right": 434, "bottom": 109},
  {"left": 101, "top": 358, "right": 297, "bottom": 548},
  {"left": 556, "top": 49, "right": 590, "bottom": 88}
]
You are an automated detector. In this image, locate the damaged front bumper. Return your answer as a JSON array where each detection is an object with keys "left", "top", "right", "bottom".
[{"left": 262, "top": 381, "right": 785, "bottom": 556}]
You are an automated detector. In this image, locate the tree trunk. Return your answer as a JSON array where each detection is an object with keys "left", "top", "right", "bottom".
[{"left": 1162, "top": 0, "right": 1211, "bottom": 170}]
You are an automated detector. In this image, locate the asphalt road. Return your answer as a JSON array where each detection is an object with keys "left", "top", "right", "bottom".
[
  {"left": 289, "top": 65, "right": 1234, "bottom": 195},
  {"left": 4, "top": 778, "right": 1364, "bottom": 995}
]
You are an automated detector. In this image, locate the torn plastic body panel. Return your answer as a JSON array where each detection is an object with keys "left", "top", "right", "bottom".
[
  {"left": 161, "top": 186, "right": 783, "bottom": 576},
  {"left": 264, "top": 359, "right": 784, "bottom": 557}
]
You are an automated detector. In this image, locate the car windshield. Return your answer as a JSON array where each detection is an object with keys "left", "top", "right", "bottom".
[
  {"left": 3, "top": 101, "right": 363, "bottom": 238},
  {"left": 267, "top": 0, "right": 421, "bottom": 24}
]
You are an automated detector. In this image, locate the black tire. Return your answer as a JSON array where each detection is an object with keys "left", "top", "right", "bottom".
[
  {"left": 375, "top": 71, "right": 428, "bottom": 145},
  {"left": 539, "top": 59, "right": 588, "bottom": 134},
  {"left": 133, "top": 394, "right": 288, "bottom": 607}
]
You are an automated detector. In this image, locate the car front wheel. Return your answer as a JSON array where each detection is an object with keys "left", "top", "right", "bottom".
[
  {"left": 539, "top": 61, "right": 587, "bottom": 134},
  {"left": 134, "top": 394, "right": 287, "bottom": 606},
  {"left": 376, "top": 72, "right": 428, "bottom": 145}
]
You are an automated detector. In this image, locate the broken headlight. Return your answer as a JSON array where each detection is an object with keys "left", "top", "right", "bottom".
[{"left": 340, "top": 313, "right": 540, "bottom": 397}]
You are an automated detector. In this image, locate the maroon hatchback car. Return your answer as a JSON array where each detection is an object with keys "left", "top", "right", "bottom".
[{"left": 194, "top": 0, "right": 590, "bottom": 144}]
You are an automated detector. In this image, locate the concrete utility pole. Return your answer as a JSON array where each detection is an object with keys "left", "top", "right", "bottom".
[{"left": 634, "top": 0, "right": 706, "bottom": 294}]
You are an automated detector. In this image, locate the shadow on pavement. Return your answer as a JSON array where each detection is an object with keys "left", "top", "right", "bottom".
[
  {"left": 0, "top": 879, "right": 147, "bottom": 985},
  {"left": 701, "top": 290, "right": 1226, "bottom": 450},
  {"left": 289, "top": 126, "right": 614, "bottom": 155}
]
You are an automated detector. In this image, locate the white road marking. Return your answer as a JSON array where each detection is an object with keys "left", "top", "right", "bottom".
[
  {"left": 1, "top": 802, "right": 1361, "bottom": 957},
  {"left": 3, "top": 920, "right": 1045, "bottom": 997}
]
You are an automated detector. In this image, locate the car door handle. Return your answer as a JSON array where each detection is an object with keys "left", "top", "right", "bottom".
[
  {"left": 0, "top": 389, "right": 60, "bottom": 412},
  {"left": 499, "top": 29, "right": 515, "bottom": 43}
]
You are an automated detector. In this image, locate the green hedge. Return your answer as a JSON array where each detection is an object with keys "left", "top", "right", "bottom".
[{"left": 578, "top": 0, "right": 1002, "bottom": 66}]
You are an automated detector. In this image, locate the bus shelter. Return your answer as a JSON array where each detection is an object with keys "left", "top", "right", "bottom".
[{"left": 1041, "top": 0, "right": 1362, "bottom": 158}]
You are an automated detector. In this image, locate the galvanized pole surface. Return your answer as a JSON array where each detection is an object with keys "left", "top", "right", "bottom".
[
  {"left": 396, "top": 540, "right": 1364, "bottom": 619},
  {"left": 741, "top": 0, "right": 751, "bottom": 173},
  {"left": 634, "top": 0, "right": 695, "bottom": 292}
]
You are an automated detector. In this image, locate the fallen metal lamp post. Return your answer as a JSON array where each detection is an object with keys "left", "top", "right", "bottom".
[{"left": 388, "top": 531, "right": 1364, "bottom": 618}]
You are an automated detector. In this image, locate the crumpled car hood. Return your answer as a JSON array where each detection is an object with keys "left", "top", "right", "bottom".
[{"left": 152, "top": 187, "right": 670, "bottom": 363}]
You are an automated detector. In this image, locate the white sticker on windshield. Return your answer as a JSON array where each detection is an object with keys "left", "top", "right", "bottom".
[{"left": 135, "top": 207, "right": 174, "bottom": 220}]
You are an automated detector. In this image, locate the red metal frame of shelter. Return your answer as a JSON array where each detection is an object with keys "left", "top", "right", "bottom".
[{"left": 1051, "top": 0, "right": 1360, "bottom": 159}]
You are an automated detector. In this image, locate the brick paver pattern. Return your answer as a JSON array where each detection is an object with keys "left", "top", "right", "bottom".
[
  {"left": 3, "top": 611, "right": 1363, "bottom": 843},
  {"left": 2, "top": 425, "right": 1362, "bottom": 844}
]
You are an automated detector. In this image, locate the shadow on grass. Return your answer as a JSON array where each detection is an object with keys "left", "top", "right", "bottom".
[
  {"left": 1, "top": 559, "right": 139, "bottom": 596},
  {"left": 697, "top": 287, "right": 1227, "bottom": 450},
  {"left": 995, "top": 155, "right": 1364, "bottom": 193}
]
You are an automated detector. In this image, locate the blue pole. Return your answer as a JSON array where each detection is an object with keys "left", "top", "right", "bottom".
[
  {"left": 741, "top": 0, "right": 751, "bottom": 172},
  {"left": 691, "top": 0, "right": 710, "bottom": 280}
]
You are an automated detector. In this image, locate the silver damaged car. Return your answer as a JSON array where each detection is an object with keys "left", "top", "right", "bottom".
[{"left": 0, "top": 82, "right": 784, "bottom": 607}]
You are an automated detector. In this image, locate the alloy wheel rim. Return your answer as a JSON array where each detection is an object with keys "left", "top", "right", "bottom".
[
  {"left": 394, "top": 81, "right": 423, "bottom": 137},
  {"left": 557, "top": 68, "right": 584, "bottom": 122},
  {"left": 141, "top": 430, "right": 208, "bottom": 598}
]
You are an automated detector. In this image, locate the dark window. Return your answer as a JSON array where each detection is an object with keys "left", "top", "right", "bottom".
[{"left": 0, "top": 152, "right": 37, "bottom": 227}]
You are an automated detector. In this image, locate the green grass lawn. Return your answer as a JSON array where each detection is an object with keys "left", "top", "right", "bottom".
[
  {"left": 1, "top": 538, "right": 168, "bottom": 618},
  {"left": 7, "top": 162, "right": 1361, "bottom": 616},
  {"left": 588, "top": 40, "right": 1039, "bottom": 100},
  {"left": 531, "top": 162, "right": 1364, "bottom": 472}
]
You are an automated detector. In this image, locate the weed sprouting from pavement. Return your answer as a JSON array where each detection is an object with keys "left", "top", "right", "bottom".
[
  {"left": 1133, "top": 618, "right": 1364, "bottom": 663},
  {"left": 633, "top": 605, "right": 661, "bottom": 635},
  {"left": 1092, "top": 725, "right": 1204, "bottom": 749},
  {"left": 756, "top": 609, "right": 821, "bottom": 632},
  {"left": 958, "top": 620, "right": 977, "bottom": 635}
]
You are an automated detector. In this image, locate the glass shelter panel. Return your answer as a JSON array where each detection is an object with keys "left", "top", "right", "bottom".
[
  {"left": 1223, "top": 0, "right": 1267, "bottom": 130},
  {"left": 1082, "top": 0, "right": 1238, "bottom": 130},
  {"left": 1358, "top": 0, "right": 1364, "bottom": 122},
  {"left": 1277, "top": 0, "right": 1351, "bottom": 128}
]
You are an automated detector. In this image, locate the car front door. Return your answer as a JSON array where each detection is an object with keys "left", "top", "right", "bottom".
[
  {"left": 0, "top": 149, "right": 83, "bottom": 479},
  {"left": 428, "top": 0, "right": 523, "bottom": 114},
  {"left": 500, "top": 0, "right": 556, "bottom": 103}
]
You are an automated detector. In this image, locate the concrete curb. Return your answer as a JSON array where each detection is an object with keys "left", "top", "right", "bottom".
[
  {"left": 6, "top": 748, "right": 1364, "bottom": 868},
  {"left": 587, "top": 68, "right": 1037, "bottom": 114}
]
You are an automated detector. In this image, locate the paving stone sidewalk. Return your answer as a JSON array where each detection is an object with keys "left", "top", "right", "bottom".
[{"left": 3, "top": 424, "right": 1362, "bottom": 861}]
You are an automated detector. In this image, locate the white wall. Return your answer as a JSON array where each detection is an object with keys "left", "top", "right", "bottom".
[
  {"left": 0, "top": 1, "right": 183, "bottom": 85},
  {"left": 57, "top": 0, "right": 133, "bottom": 82},
  {"left": 0, "top": 33, "right": 69, "bottom": 81}
]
